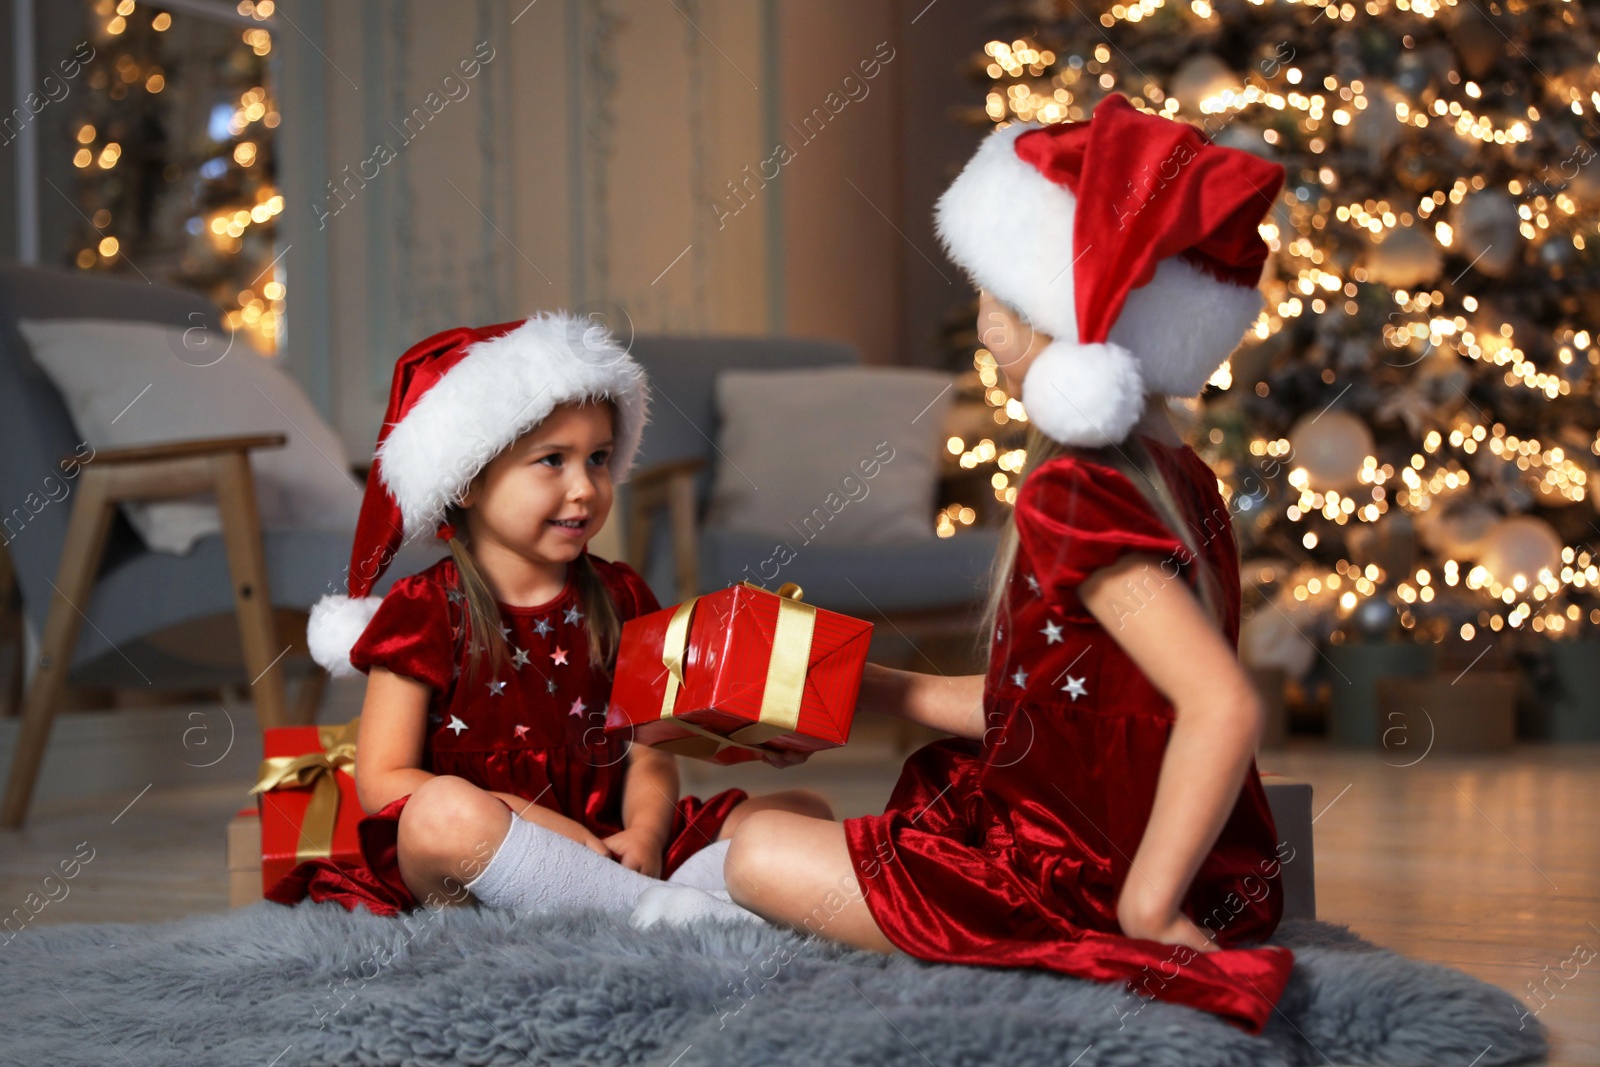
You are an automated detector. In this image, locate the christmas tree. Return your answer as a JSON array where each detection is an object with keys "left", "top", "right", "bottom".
[
  {"left": 71, "top": 0, "right": 283, "bottom": 356},
  {"left": 947, "top": 0, "right": 1600, "bottom": 673}
]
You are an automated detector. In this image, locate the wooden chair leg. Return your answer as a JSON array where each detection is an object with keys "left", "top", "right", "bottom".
[
  {"left": 668, "top": 471, "right": 699, "bottom": 600},
  {"left": 626, "top": 487, "right": 655, "bottom": 578},
  {"left": 0, "top": 646, "right": 18, "bottom": 721},
  {"left": 1, "top": 471, "right": 117, "bottom": 828},
  {"left": 293, "top": 668, "right": 328, "bottom": 726},
  {"left": 0, "top": 542, "right": 21, "bottom": 719},
  {"left": 212, "top": 452, "right": 288, "bottom": 731},
  {"left": 624, "top": 462, "right": 706, "bottom": 603}
]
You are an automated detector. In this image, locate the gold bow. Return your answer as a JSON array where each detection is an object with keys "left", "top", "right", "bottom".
[
  {"left": 250, "top": 717, "right": 360, "bottom": 865},
  {"left": 655, "top": 582, "right": 815, "bottom": 759}
]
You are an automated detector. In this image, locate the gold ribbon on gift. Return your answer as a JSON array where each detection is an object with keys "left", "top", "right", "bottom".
[
  {"left": 654, "top": 582, "right": 816, "bottom": 759},
  {"left": 249, "top": 717, "right": 360, "bottom": 865}
]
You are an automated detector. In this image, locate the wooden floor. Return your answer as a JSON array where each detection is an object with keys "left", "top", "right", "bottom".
[
  {"left": 2, "top": 726, "right": 1595, "bottom": 1065},
  {"left": 1262, "top": 743, "right": 1599, "bottom": 1066}
]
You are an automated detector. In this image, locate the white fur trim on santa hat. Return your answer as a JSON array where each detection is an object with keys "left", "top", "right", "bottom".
[
  {"left": 935, "top": 122, "right": 1264, "bottom": 402},
  {"left": 1020, "top": 340, "right": 1146, "bottom": 447},
  {"left": 935, "top": 124, "right": 1078, "bottom": 343},
  {"left": 1112, "top": 255, "right": 1265, "bottom": 397},
  {"left": 307, "top": 594, "right": 384, "bottom": 679},
  {"left": 377, "top": 311, "right": 649, "bottom": 541}
]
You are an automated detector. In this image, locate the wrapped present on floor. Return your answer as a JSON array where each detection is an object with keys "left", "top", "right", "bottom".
[
  {"left": 249, "top": 717, "right": 362, "bottom": 894},
  {"left": 607, "top": 582, "right": 873, "bottom": 764}
]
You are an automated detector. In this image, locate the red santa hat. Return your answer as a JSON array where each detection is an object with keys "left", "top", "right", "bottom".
[
  {"left": 934, "top": 93, "right": 1286, "bottom": 447},
  {"left": 307, "top": 311, "right": 649, "bottom": 677}
]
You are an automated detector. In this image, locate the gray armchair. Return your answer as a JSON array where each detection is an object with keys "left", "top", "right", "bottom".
[
  {"left": 621, "top": 336, "right": 1002, "bottom": 661},
  {"left": 0, "top": 263, "right": 438, "bottom": 827}
]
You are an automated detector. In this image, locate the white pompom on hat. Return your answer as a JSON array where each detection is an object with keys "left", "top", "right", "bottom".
[
  {"left": 933, "top": 93, "right": 1287, "bottom": 447},
  {"left": 307, "top": 311, "right": 648, "bottom": 678}
]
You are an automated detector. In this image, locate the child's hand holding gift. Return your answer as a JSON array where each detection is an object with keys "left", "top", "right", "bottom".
[{"left": 606, "top": 582, "right": 873, "bottom": 765}]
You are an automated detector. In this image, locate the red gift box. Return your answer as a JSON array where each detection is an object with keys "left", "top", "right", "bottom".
[
  {"left": 250, "top": 717, "right": 363, "bottom": 892},
  {"left": 607, "top": 582, "right": 873, "bottom": 764}
]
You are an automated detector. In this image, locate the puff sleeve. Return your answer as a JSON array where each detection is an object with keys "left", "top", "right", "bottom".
[
  {"left": 347, "top": 574, "right": 458, "bottom": 692},
  {"left": 1014, "top": 453, "right": 1192, "bottom": 616}
]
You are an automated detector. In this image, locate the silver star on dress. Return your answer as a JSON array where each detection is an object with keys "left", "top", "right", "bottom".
[
  {"left": 1040, "top": 620, "right": 1063, "bottom": 645},
  {"left": 546, "top": 677, "right": 558, "bottom": 693},
  {"left": 533, "top": 617, "right": 553, "bottom": 637},
  {"left": 446, "top": 715, "right": 468, "bottom": 735},
  {"left": 446, "top": 587, "right": 465, "bottom": 606},
  {"left": 1011, "top": 666, "right": 1028, "bottom": 688},
  {"left": 569, "top": 697, "right": 586, "bottom": 718},
  {"left": 511, "top": 646, "right": 531, "bottom": 669},
  {"left": 487, "top": 679, "right": 506, "bottom": 697},
  {"left": 498, "top": 622, "right": 512, "bottom": 640},
  {"left": 1025, "top": 573, "right": 1041, "bottom": 595},
  {"left": 563, "top": 605, "right": 584, "bottom": 626},
  {"left": 1061, "top": 675, "right": 1088, "bottom": 701}
]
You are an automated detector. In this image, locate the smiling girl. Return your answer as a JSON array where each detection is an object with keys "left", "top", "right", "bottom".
[{"left": 271, "top": 313, "right": 828, "bottom": 919}]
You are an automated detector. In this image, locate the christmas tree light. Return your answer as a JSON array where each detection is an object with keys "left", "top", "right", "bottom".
[{"left": 73, "top": 0, "right": 283, "bottom": 356}]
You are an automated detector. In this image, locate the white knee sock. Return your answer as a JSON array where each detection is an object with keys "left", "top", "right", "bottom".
[
  {"left": 464, "top": 813, "right": 754, "bottom": 926},
  {"left": 665, "top": 839, "right": 731, "bottom": 893},
  {"left": 630, "top": 883, "right": 763, "bottom": 930},
  {"left": 464, "top": 813, "right": 655, "bottom": 913}
]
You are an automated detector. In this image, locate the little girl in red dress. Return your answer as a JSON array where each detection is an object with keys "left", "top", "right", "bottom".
[
  {"left": 271, "top": 313, "right": 827, "bottom": 919},
  {"left": 724, "top": 95, "right": 1297, "bottom": 1034}
]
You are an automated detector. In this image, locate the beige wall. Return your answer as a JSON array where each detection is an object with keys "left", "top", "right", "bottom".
[{"left": 774, "top": 2, "right": 902, "bottom": 365}]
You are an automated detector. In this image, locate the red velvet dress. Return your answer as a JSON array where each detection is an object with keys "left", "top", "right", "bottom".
[
  {"left": 266, "top": 551, "right": 746, "bottom": 916},
  {"left": 843, "top": 436, "right": 1295, "bottom": 1035}
]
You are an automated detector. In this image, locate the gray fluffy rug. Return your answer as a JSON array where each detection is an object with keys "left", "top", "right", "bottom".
[{"left": 7, "top": 901, "right": 1547, "bottom": 1067}]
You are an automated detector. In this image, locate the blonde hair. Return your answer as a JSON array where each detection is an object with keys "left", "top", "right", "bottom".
[
  {"left": 976, "top": 422, "right": 1226, "bottom": 671},
  {"left": 442, "top": 398, "right": 624, "bottom": 688}
]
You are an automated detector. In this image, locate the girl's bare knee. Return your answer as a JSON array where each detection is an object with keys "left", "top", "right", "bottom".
[
  {"left": 720, "top": 789, "right": 836, "bottom": 841},
  {"left": 724, "top": 810, "right": 788, "bottom": 908},
  {"left": 398, "top": 776, "right": 506, "bottom": 891}
]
